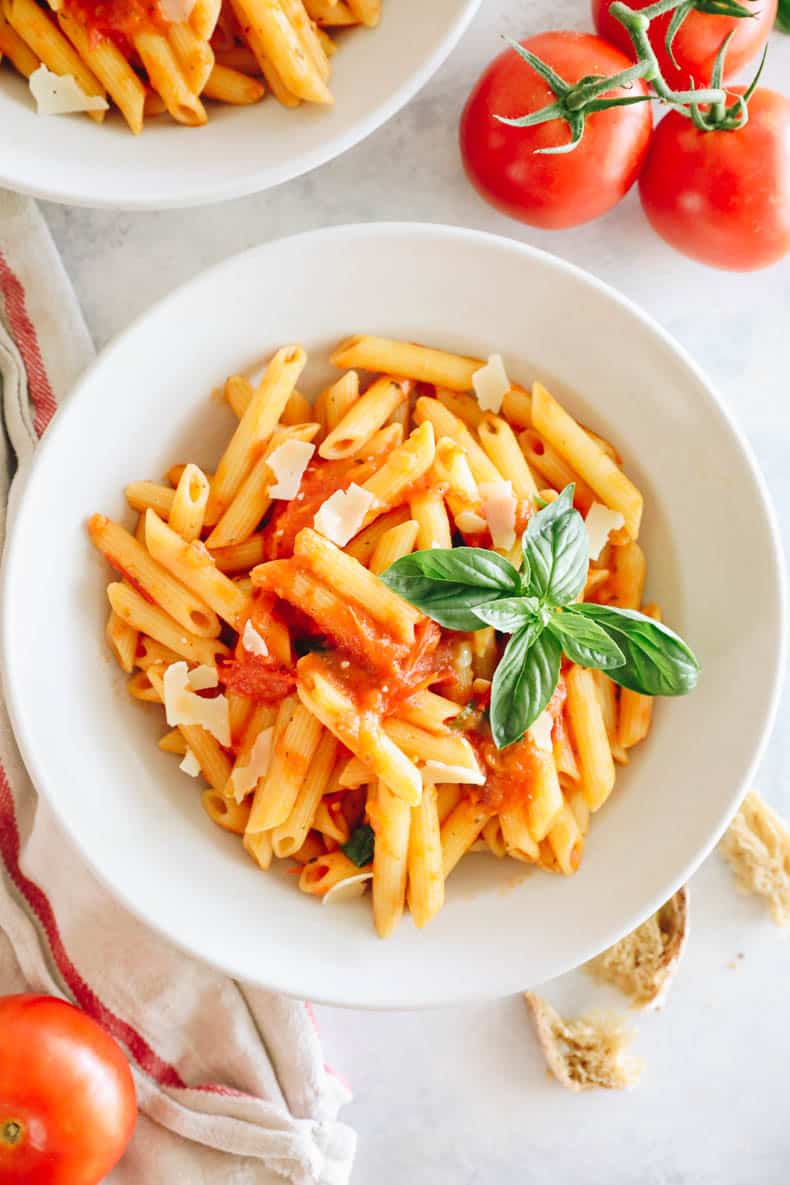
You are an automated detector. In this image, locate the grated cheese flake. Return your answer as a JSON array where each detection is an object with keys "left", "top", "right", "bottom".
[
  {"left": 479, "top": 480, "right": 517, "bottom": 551},
  {"left": 455, "top": 510, "right": 488, "bottom": 534},
  {"left": 528, "top": 710, "right": 554, "bottom": 753},
  {"left": 187, "top": 664, "right": 218, "bottom": 691},
  {"left": 313, "top": 483, "right": 376, "bottom": 547},
  {"left": 230, "top": 727, "right": 274, "bottom": 803},
  {"left": 585, "top": 502, "right": 625, "bottom": 561},
  {"left": 159, "top": 0, "right": 196, "bottom": 20},
  {"left": 29, "top": 65, "right": 108, "bottom": 116},
  {"left": 179, "top": 747, "right": 202, "bottom": 777},
  {"left": 163, "top": 661, "right": 230, "bottom": 747},
  {"left": 267, "top": 440, "right": 315, "bottom": 500},
  {"left": 422, "top": 760, "right": 486, "bottom": 786},
  {"left": 242, "top": 619, "right": 269, "bottom": 658},
  {"left": 472, "top": 354, "right": 510, "bottom": 414},
  {"left": 322, "top": 872, "right": 373, "bottom": 904}
]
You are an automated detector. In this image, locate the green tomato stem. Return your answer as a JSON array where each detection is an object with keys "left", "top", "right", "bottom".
[{"left": 1, "top": 1120, "right": 23, "bottom": 1147}]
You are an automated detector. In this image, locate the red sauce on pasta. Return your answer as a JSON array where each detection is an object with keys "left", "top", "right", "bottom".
[
  {"left": 219, "top": 654, "right": 295, "bottom": 702},
  {"left": 263, "top": 456, "right": 382, "bottom": 560},
  {"left": 63, "top": 0, "right": 167, "bottom": 50}
]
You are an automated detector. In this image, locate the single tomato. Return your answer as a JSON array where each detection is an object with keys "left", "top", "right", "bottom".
[
  {"left": 0, "top": 994, "right": 136, "bottom": 1185},
  {"left": 460, "top": 32, "right": 652, "bottom": 230},
  {"left": 639, "top": 89, "right": 790, "bottom": 271},
  {"left": 592, "top": 0, "right": 777, "bottom": 90}
]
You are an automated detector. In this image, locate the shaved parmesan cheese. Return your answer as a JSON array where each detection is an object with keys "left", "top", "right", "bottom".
[
  {"left": 422, "top": 760, "right": 486, "bottom": 786},
  {"left": 313, "top": 483, "right": 376, "bottom": 547},
  {"left": 472, "top": 354, "right": 510, "bottom": 414},
  {"left": 179, "top": 747, "right": 201, "bottom": 778},
  {"left": 268, "top": 440, "right": 315, "bottom": 500},
  {"left": 187, "top": 664, "right": 218, "bottom": 691},
  {"left": 528, "top": 710, "right": 554, "bottom": 753},
  {"left": 163, "top": 661, "right": 230, "bottom": 748},
  {"left": 479, "top": 480, "right": 517, "bottom": 551},
  {"left": 322, "top": 872, "right": 373, "bottom": 904},
  {"left": 585, "top": 502, "right": 625, "bottom": 561},
  {"left": 159, "top": 0, "right": 196, "bottom": 21},
  {"left": 29, "top": 65, "right": 108, "bottom": 116},
  {"left": 455, "top": 510, "right": 488, "bottom": 534},
  {"left": 242, "top": 619, "right": 269, "bottom": 658},
  {"left": 230, "top": 727, "right": 274, "bottom": 803}
]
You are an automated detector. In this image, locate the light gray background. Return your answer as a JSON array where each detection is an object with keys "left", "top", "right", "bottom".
[{"left": 42, "top": 2, "right": 790, "bottom": 1181}]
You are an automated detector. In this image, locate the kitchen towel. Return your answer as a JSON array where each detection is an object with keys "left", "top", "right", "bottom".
[{"left": 0, "top": 189, "right": 356, "bottom": 1185}]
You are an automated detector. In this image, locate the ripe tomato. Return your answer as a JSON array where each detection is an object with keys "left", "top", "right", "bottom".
[
  {"left": 459, "top": 32, "right": 652, "bottom": 230},
  {"left": 639, "top": 89, "right": 790, "bottom": 271},
  {"left": 591, "top": 0, "right": 777, "bottom": 90},
  {"left": 0, "top": 994, "right": 136, "bottom": 1185}
]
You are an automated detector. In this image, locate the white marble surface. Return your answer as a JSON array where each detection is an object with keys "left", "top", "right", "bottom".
[{"left": 41, "top": 3, "right": 790, "bottom": 1182}]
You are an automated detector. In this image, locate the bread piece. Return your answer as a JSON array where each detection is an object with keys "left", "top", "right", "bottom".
[
  {"left": 720, "top": 791, "right": 790, "bottom": 927},
  {"left": 585, "top": 886, "right": 688, "bottom": 1009},
  {"left": 524, "top": 993, "right": 643, "bottom": 1092}
]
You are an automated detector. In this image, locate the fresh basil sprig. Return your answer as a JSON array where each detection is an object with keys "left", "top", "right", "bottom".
[
  {"left": 382, "top": 485, "right": 700, "bottom": 749},
  {"left": 341, "top": 824, "right": 375, "bottom": 867}
]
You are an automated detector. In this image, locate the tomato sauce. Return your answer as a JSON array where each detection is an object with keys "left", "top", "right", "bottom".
[
  {"left": 263, "top": 456, "right": 382, "bottom": 560},
  {"left": 63, "top": 0, "right": 168, "bottom": 51},
  {"left": 219, "top": 654, "right": 295, "bottom": 702}
]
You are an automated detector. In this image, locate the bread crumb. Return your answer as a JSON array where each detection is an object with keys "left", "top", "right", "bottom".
[
  {"left": 585, "top": 887, "right": 688, "bottom": 1009},
  {"left": 524, "top": 993, "right": 643, "bottom": 1092},
  {"left": 720, "top": 792, "right": 790, "bottom": 927}
]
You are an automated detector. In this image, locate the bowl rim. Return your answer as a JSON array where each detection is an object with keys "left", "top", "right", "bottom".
[
  {"left": 0, "top": 0, "right": 481, "bottom": 210},
  {"left": 2, "top": 221, "right": 786, "bottom": 1008}
]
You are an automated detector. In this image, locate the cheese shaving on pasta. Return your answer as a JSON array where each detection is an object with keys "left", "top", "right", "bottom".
[
  {"left": 230, "top": 727, "right": 274, "bottom": 802},
  {"left": 528, "top": 710, "right": 554, "bottom": 753},
  {"left": 585, "top": 502, "right": 625, "bottom": 560},
  {"left": 455, "top": 510, "right": 488, "bottom": 534},
  {"left": 179, "top": 747, "right": 201, "bottom": 777},
  {"left": 163, "top": 661, "right": 230, "bottom": 747},
  {"left": 29, "top": 65, "right": 109, "bottom": 116},
  {"left": 322, "top": 872, "right": 373, "bottom": 904},
  {"left": 472, "top": 354, "right": 510, "bottom": 414},
  {"left": 187, "top": 664, "right": 219, "bottom": 691},
  {"left": 479, "top": 480, "right": 517, "bottom": 551},
  {"left": 267, "top": 440, "right": 315, "bottom": 500},
  {"left": 242, "top": 620, "right": 269, "bottom": 658},
  {"left": 159, "top": 0, "right": 197, "bottom": 21},
  {"left": 313, "top": 483, "right": 376, "bottom": 547},
  {"left": 422, "top": 760, "right": 486, "bottom": 786}
]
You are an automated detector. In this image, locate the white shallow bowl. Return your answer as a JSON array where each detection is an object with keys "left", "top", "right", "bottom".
[
  {"left": 0, "top": 0, "right": 478, "bottom": 209},
  {"left": 2, "top": 224, "right": 784, "bottom": 1007}
]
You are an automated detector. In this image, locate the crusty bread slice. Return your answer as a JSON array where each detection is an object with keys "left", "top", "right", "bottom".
[
  {"left": 720, "top": 791, "right": 790, "bottom": 927},
  {"left": 585, "top": 886, "right": 688, "bottom": 1009},
  {"left": 524, "top": 993, "right": 643, "bottom": 1092}
]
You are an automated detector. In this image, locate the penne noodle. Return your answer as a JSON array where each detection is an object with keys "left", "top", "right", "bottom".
[
  {"left": 531, "top": 382, "right": 643, "bottom": 538},
  {"left": 566, "top": 666, "right": 616, "bottom": 812},
  {"left": 414, "top": 397, "right": 501, "bottom": 485},
  {"left": 106, "top": 609, "right": 138, "bottom": 674},
  {"left": 407, "top": 782, "right": 444, "bottom": 927},
  {"left": 371, "top": 780, "right": 411, "bottom": 937},
  {"left": 346, "top": 0, "right": 379, "bottom": 25},
  {"left": 125, "top": 481, "right": 175, "bottom": 517},
  {"left": 299, "top": 851, "right": 368, "bottom": 895},
  {"left": 331, "top": 335, "right": 483, "bottom": 391},
  {"left": 169, "top": 463, "right": 210, "bottom": 542},
  {"left": 133, "top": 29, "right": 207, "bottom": 126},
  {"left": 107, "top": 582, "right": 228, "bottom": 667},
  {"left": 6, "top": 0, "right": 106, "bottom": 120},
  {"left": 519, "top": 429, "right": 596, "bottom": 512},
  {"left": 368, "top": 519, "right": 420, "bottom": 576},
  {"left": 232, "top": 0, "right": 331, "bottom": 103},
  {"left": 409, "top": 489, "right": 452, "bottom": 551},
  {"left": 145, "top": 510, "right": 251, "bottom": 629},
  {"left": 436, "top": 388, "right": 484, "bottom": 430},
  {"left": 319, "top": 376, "right": 408, "bottom": 460},
  {"left": 203, "top": 62, "right": 265, "bottom": 104},
  {"left": 440, "top": 798, "right": 489, "bottom": 877},
  {"left": 209, "top": 533, "right": 266, "bottom": 574},
  {"left": 272, "top": 731, "right": 338, "bottom": 857},
  {"left": 168, "top": 20, "right": 215, "bottom": 94},
  {"left": 344, "top": 506, "right": 409, "bottom": 565},
  {"left": 478, "top": 414, "right": 539, "bottom": 500},
  {"left": 88, "top": 514, "right": 222, "bottom": 638},
  {"left": 0, "top": 7, "right": 40, "bottom": 76},
  {"left": 56, "top": 10, "right": 144, "bottom": 132}
]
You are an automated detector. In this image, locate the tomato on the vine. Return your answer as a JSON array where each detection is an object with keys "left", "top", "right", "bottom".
[
  {"left": 460, "top": 32, "right": 653, "bottom": 230},
  {"left": 639, "top": 88, "right": 790, "bottom": 271},
  {"left": 591, "top": 0, "right": 777, "bottom": 90},
  {"left": 0, "top": 994, "right": 136, "bottom": 1185}
]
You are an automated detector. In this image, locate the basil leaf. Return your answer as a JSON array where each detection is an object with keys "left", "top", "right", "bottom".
[
  {"left": 546, "top": 610, "right": 625, "bottom": 670},
  {"left": 341, "top": 824, "right": 375, "bottom": 868},
  {"left": 569, "top": 604, "right": 700, "bottom": 696},
  {"left": 472, "top": 595, "right": 541, "bottom": 633},
  {"left": 382, "top": 547, "right": 521, "bottom": 630},
  {"left": 490, "top": 624, "right": 562, "bottom": 749},
  {"left": 521, "top": 484, "right": 589, "bottom": 606}
]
